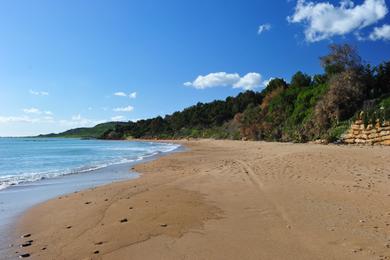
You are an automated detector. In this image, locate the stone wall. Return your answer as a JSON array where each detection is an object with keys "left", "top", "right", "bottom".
[{"left": 342, "top": 120, "right": 390, "bottom": 145}]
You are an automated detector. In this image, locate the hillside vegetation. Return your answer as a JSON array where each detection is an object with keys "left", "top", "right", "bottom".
[
  {"left": 39, "top": 122, "right": 125, "bottom": 139},
  {"left": 98, "top": 44, "right": 389, "bottom": 142}
]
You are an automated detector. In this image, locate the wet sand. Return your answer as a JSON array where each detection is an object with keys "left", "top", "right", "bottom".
[{"left": 12, "top": 140, "right": 390, "bottom": 259}]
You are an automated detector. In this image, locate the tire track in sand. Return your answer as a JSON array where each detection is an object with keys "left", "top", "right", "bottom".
[{"left": 235, "top": 159, "right": 292, "bottom": 226}]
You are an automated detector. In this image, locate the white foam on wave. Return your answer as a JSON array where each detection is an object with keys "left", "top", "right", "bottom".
[
  {"left": 0, "top": 183, "right": 9, "bottom": 191},
  {"left": 0, "top": 142, "right": 181, "bottom": 191}
]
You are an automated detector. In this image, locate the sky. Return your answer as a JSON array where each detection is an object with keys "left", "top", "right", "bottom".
[{"left": 0, "top": 0, "right": 390, "bottom": 136}]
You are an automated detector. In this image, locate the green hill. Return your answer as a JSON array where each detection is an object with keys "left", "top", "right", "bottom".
[{"left": 39, "top": 122, "right": 126, "bottom": 139}]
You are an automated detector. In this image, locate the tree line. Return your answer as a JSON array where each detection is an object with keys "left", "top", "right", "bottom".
[{"left": 101, "top": 44, "right": 390, "bottom": 142}]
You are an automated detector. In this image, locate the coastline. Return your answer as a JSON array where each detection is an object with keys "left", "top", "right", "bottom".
[
  {"left": 0, "top": 140, "right": 183, "bottom": 259},
  {"left": 10, "top": 140, "right": 390, "bottom": 259}
]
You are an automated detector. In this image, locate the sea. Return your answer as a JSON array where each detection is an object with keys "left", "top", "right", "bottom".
[
  {"left": 0, "top": 138, "right": 179, "bottom": 190},
  {"left": 0, "top": 138, "right": 181, "bottom": 258}
]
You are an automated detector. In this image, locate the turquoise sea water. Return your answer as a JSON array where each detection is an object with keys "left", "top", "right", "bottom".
[
  {"left": 0, "top": 138, "right": 180, "bottom": 258},
  {"left": 0, "top": 138, "right": 179, "bottom": 190}
]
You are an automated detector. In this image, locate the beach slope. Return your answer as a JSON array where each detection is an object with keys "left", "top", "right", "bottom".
[{"left": 13, "top": 140, "right": 390, "bottom": 259}]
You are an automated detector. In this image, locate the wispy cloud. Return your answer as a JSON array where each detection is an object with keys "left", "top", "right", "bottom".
[
  {"left": 257, "top": 23, "right": 271, "bottom": 35},
  {"left": 114, "top": 91, "right": 137, "bottom": 99},
  {"left": 0, "top": 112, "right": 104, "bottom": 135},
  {"left": 0, "top": 116, "right": 37, "bottom": 124},
  {"left": 184, "top": 72, "right": 262, "bottom": 90},
  {"left": 23, "top": 107, "right": 40, "bottom": 114},
  {"left": 111, "top": 115, "right": 126, "bottom": 121},
  {"left": 59, "top": 114, "right": 105, "bottom": 128},
  {"left": 0, "top": 115, "right": 54, "bottom": 124},
  {"left": 29, "top": 89, "right": 49, "bottom": 96},
  {"left": 113, "top": 106, "right": 134, "bottom": 112},
  {"left": 288, "top": 0, "right": 388, "bottom": 42},
  {"left": 114, "top": 92, "right": 127, "bottom": 97},
  {"left": 44, "top": 111, "right": 53, "bottom": 115},
  {"left": 23, "top": 107, "right": 53, "bottom": 115}
]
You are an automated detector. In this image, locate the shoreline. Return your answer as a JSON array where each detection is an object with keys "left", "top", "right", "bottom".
[
  {"left": 10, "top": 140, "right": 390, "bottom": 259},
  {"left": 0, "top": 140, "right": 183, "bottom": 259}
]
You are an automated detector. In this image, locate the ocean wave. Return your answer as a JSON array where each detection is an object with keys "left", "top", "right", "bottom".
[
  {"left": 0, "top": 183, "right": 9, "bottom": 191},
  {"left": 0, "top": 142, "right": 180, "bottom": 191}
]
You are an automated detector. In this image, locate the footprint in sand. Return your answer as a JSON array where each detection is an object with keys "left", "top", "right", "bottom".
[{"left": 20, "top": 242, "right": 32, "bottom": 248}]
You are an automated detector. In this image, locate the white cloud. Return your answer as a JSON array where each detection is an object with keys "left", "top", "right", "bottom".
[
  {"left": 29, "top": 90, "right": 49, "bottom": 96},
  {"left": 111, "top": 115, "right": 126, "bottom": 121},
  {"left": 369, "top": 24, "right": 390, "bottom": 40},
  {"left": 22, "top": 108, "right": 53, "bottom": 115},
  {"left": 184, "top": 72, "right": 240, "bottom": 89},
  {"left": 71, "top": 114, "right": 82, "bottom": 121},
  {"left": 0, "top": 113, "right": 105, "bottom": 136},
  {"left": 114, "top": 92, "right": 127, "bottom": 97},
  {"left": 258, "top": 23, "right": 272, "bottom": 35},
  {"left": 23, "top": 107, "right": 40, "bottom": 114},
  {"left": 0, "top": 116, "right": 37, "bottom": 124},
  {"left": 59, "top": 114, "right": 105, "bottom": 128},
  {"left": 184, "top": 72, "right": 262, "bottom": 90},
  {"left": 114, "top": 91, "right": 137, "bottom": 98},
  {"left": 0, "top": 114, "right": 55, "bottom": 124},
  {"left": 288, "top": 0, "right": 388, "bottom": 42},
  {"left": 233, "top": 73, "right": 262, "bottom": 90},
  {"left": 113, "top": 105, "right": 134, "bottom": 112}
]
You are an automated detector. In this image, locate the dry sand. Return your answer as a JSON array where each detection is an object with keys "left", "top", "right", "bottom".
[{"left": 11, "top": 140, "right": 390, "bottom": 260}]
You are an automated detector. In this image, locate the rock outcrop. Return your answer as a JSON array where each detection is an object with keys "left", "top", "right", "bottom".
[{"left": 342, "top": 119, "right": 390, "bottom": 145}]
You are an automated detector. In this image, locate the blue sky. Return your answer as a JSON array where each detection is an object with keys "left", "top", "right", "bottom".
[{"left": 0, "top": 0, "right": 390, "bottom": 136}]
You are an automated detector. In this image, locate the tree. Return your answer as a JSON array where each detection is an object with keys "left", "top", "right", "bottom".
[
  {"left": 290, "top": 71, "right": 312, "bottom": 88},
  {"left": 312, "top": 74, "right": 327, "bottom": 85},
  {"left": 262, "top": 78, "right": 288, "bottom": 95},
  {"left": 320, "top": 44, "right": 362, "bottom": 75},
  {"left": 239, "top": 104, "right": 262, "bottom": 140},
  {"left": 376, "top": 61, "right": 390, "bottom": 95},
  {"left": 315, "top": 70, "right": 364, "bottom": 129}
]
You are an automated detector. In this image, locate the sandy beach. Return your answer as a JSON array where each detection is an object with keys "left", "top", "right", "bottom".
[{"left": 12, "top": 140, "right": 390, "bottom": 260}]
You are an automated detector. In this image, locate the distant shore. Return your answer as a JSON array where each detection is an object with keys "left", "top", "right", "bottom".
[{"left": 12, "top": 140, "right": 390, "bottom": 259}]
